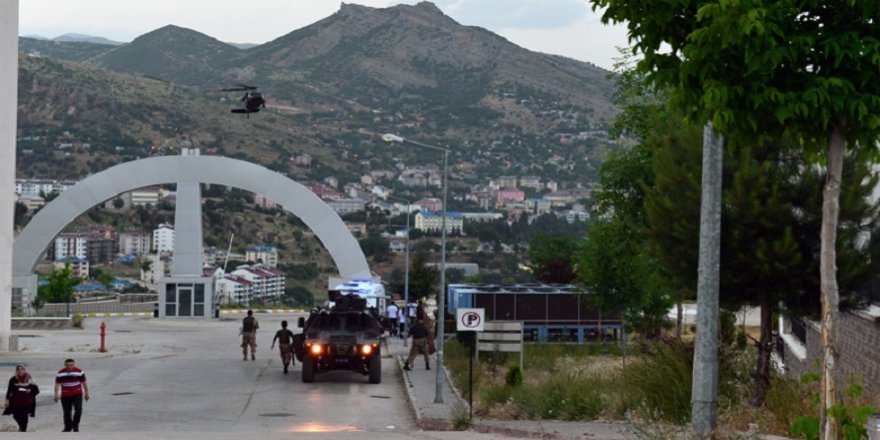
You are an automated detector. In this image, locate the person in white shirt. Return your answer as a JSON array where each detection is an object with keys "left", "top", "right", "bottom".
[{"left": 385, "top": 303, "right": 399, "bottom": 336}]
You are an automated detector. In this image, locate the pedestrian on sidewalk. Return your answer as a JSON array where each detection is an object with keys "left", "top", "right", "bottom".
[
  {"left": 386, "top": 302, "right": 399, "bottom": 336},
  {"left": 54, "top": 358, "right": 89, "bottom": 433},
  {"left": 4, "top": 364, "right": 39, "bottom": 432},
  {"left": 241, "top": 309, "right": 259, "bottom": 361},
  {"left": 271, "top": 320, "right": 296, "bottom": 374},
  {"left": 403, "top": 319, "right": 430, "bottom": 371},
  {"left": 397, "top": 309, "right": 407, "bottom": 340}
]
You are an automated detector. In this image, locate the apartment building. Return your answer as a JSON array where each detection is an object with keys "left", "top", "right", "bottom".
[
  {"left": 414, "top": 211, "right": 464, "bottom": 234},
  {"left": 152, "top": 223, "right": 175, "bottom": 253}
]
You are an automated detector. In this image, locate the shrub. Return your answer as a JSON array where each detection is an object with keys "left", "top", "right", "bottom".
[
  {"left": 505, "top": 364, "right": 523, "bottom": 386},
  {"left": 618, "top": 341, "right": 692, "bottom": 423},
  {"left": 71, "top": 313, "right": 84, "bottom": 328}
]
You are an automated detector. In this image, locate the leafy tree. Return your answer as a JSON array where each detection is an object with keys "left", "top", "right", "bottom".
[
  {"left": 591, "top": 1, "right": 880, "bottom": 435},
  {"left": 38, "top": 263, "right": 82, "bottom": 313},
  {"left": 359, "top": 233, "right": 391, "bottom": 263},
  {"left": 284, "top": 286, "right": 314, "bottom": 307},
  {"left": 112, "top": 197, "right": 125, "bottom": 209},
  {"left": 14, "top": 202, "right": 28, "bottom": 228},
  {"left": 527, "top": 233, "right": 578, "bottom": 283},
  {"left": 96, "top": 271, "right": 115, "bottom": 290},
  {"left": 577, "top": 218, "right": 673, "bottom": 339},
  {"left": 408, "top": 250, "right": 439, "bottom": 301}
]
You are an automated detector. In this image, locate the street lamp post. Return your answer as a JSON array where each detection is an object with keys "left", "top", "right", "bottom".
[{"left": 382, "top": 133, "right": 449, "bottom": 404}]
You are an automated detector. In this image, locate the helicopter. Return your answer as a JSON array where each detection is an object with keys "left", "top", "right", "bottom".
[{"left": 219, "top": 84, "right": 265, "bottom": 117}]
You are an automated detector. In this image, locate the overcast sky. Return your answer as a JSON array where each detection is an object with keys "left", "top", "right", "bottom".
[{"left": 18, "top": 0, "right": 630, "bottom": 70}]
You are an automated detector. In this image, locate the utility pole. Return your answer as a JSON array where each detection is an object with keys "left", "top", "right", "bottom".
[{"left": 691, "top": 123, "right": 724, "bottom": 438}]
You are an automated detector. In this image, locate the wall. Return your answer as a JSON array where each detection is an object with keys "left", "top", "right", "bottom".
[{"left": 782, "top": 311, "right": 880, "bottom": 401}]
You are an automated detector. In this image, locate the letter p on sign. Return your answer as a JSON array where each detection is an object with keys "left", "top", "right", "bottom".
[{"left": 456, "top": 308, "right": 485, "bottom": 332}]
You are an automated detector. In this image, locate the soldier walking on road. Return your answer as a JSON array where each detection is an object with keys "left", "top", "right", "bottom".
[
  {"left": 241, "top": 310, "right": 259, "bottom": 361},
  {"left": 403, "top": 319, "right": 430, "bottom": 371},
  {"left": 271, "top": 320, "right": 296, "bottom": 374},
  {"left": 54, "top": 358, "right": 89, "bottom": 433}
]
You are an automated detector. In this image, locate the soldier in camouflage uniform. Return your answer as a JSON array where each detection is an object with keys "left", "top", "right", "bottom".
[{"left": 241, "top": 310, "right": 259, "bottom": 361}]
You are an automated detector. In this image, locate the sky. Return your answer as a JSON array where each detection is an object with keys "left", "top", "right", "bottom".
[{"left": 18, "top": 0, "right": 630, "bottom": 70}]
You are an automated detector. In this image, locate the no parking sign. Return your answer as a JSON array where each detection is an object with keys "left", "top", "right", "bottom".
[{"left": 456, "top": 308, "right": 485, "bottom": 332}]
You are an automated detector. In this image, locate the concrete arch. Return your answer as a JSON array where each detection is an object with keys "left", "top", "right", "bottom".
[{"left": 13, "top": 155, "right": 371, "bottom": 279}]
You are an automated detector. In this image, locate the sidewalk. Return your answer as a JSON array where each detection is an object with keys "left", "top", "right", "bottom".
[{"left": 385, "top": 335, "right": 627, "bottom": 439}]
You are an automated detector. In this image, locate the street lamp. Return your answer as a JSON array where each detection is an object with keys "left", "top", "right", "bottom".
[{"left": 382, "top": 133, "right": 449, "bottom": 404}]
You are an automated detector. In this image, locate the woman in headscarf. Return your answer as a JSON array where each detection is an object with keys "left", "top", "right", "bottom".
[{"left": 4, "top": 364, "right": 39, "bottom": 431}]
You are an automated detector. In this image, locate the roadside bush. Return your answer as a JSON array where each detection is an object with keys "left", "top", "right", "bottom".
[
  {"left": 71, "top": 313, "right": 84, "bottom": 328},
  {"left": 764, "top": 375, "right": 815, "bottom": 434},
  {"left": 505, "top": 364, "right": 523, "bottom": 386},
  {"left": 618, "top": 341, "right": 692, "bottom": 423}
]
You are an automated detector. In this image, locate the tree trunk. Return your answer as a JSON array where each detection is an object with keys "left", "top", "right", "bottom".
[
  {"left": 751, "top": 295, "right": 773, "bottom": 406},
  {"left": 820, "top": 120, "right": 845, "bottom": 440}
]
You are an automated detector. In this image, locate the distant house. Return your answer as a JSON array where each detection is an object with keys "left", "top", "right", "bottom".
[
  {"left": 245, "top": 245, "right": 279, "bottom": 268},
  {"left": 497, "top": 176, "right": 518, "bottom": 189},
  {"left": 497, "top": 188, "right": 525, "bottom": 204},
  {"left": 415, "top": 197, "right": 443, "bottom": 212},
  {"left": 253, "top": 194, "right": 279, "bottom": 209},
  {"left": 55, "top": 257, "right": 89, "bottom": 278},
  {"left": 414, "top": 211, "right": 464, "bottom": 234},
  {"left": 119, "top": 231, "right": 151, "bottom": 256},
  {"left": 519, "top": 175, "right": 542, "bottom": 190}
]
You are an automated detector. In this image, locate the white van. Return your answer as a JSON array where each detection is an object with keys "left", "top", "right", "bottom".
[{"left": 330, "top": 280, "right": 388, "bottom": 312}]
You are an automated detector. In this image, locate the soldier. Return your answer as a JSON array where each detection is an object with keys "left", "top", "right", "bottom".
[
  {"left": 403, "top": 319, "right": 430, "bottom": 371},
  {"left": 241, "top": 310, "right": 259, "bottom": 361},
  {"left": 270, "top": 320, "right": 296, "bottom": 374}
]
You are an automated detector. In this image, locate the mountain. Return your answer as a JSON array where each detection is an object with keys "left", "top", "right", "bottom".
[
  {"left": 17, "top": 1, "right": 618, "bottom": 192},
  {"left": 54, "top": 33, "right": 125, "bottom": 46},
  {"left": 19, "top": 37, "right": 116, "bottom": 62},
  {"left": 85, "top": 2, "right": 615, "bottom": 126},
  {"left": 94, "top": 25, "right": 242, "bottom": 85}
]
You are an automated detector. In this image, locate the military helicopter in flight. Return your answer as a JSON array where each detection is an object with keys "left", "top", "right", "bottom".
[{"left": 219, "top": 84, "right": 265, "bottom": 117}]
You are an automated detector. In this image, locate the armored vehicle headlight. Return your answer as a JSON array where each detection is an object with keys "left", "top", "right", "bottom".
[
  {"left": 309, "top": 344, "right": 323, "bottom": 355},
  {"left": 361, "top": 344, "right": 372, "bottom": 355}
]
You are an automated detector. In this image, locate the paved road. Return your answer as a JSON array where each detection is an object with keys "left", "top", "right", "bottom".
[{"left": 2, "top": 316, "right": 508, "bottom": 439}]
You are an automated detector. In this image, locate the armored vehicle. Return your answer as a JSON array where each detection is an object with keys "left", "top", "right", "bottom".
[{"left": 293, "top": 294, "right": 383, "bottom": 384}]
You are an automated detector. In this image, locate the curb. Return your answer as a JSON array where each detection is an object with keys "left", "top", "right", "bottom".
[
  {"left": 83, "top": 312, "right": 153, "bottom": 317},
  {"left": 220, "top": 309, "right": 304, "bottom": 314},
  {"left": 395, "top": 353, "right": 455, "bottom": 431}
]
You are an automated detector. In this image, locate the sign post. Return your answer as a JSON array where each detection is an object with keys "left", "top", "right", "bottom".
[{"left": 456, "top": 308, "right": 484, "bottom": 419}]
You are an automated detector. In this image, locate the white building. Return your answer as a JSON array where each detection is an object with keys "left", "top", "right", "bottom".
[
  {"left": 119, "top": 231, "right": 151, "bottom": 256},
  {"left": 152, "top": 223, "right": 175, "bottom": 252},
  {"left": 324, "top": 197, "right": 366, "bottom": 215},
  {"left": 129, "top": 186, "right": 162, "bottom": 207},
  {"left": 229, "top": 264, "right": 285, "bottom": 303},
  {"left": 414, "top": 211, "right": 464, "bottom": 233},
  {"left": 55, "top": 234, "right": 88, "bottom": 260},
  {"left": 216, "top": 275, "right": 254, "bottom": 305},
  {"left": 245, "top": 245, "right": 278, "bottom": 268}
]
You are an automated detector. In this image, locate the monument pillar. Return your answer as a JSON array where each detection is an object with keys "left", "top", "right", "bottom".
[{"left": 0, "top": 0, "right": 20, "bottom": 350}]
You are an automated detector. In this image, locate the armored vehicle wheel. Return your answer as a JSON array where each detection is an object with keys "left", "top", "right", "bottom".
[
  {"left": 368, "top": 354, "right": 381, "bottom": 384},
  {"left": 302, "top": 356, "right": 315, "bottom": 383}
]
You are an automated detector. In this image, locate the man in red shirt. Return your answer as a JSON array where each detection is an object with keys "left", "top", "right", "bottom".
[{"left": 54, "top": 359, "right": 89, "bottom": 432}]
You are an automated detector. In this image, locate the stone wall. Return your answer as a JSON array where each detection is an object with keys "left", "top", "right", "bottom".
[
  {"left": 782, "top": 311, "right": 880, "bottom": 401},
  {"left": 42, "top": 301, "right": 154, "bottom": 315}
]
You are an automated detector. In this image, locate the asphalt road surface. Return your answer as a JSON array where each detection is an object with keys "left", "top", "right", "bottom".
[{"left": 3, "top": 315, "right": 507, "bottom": 439}]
